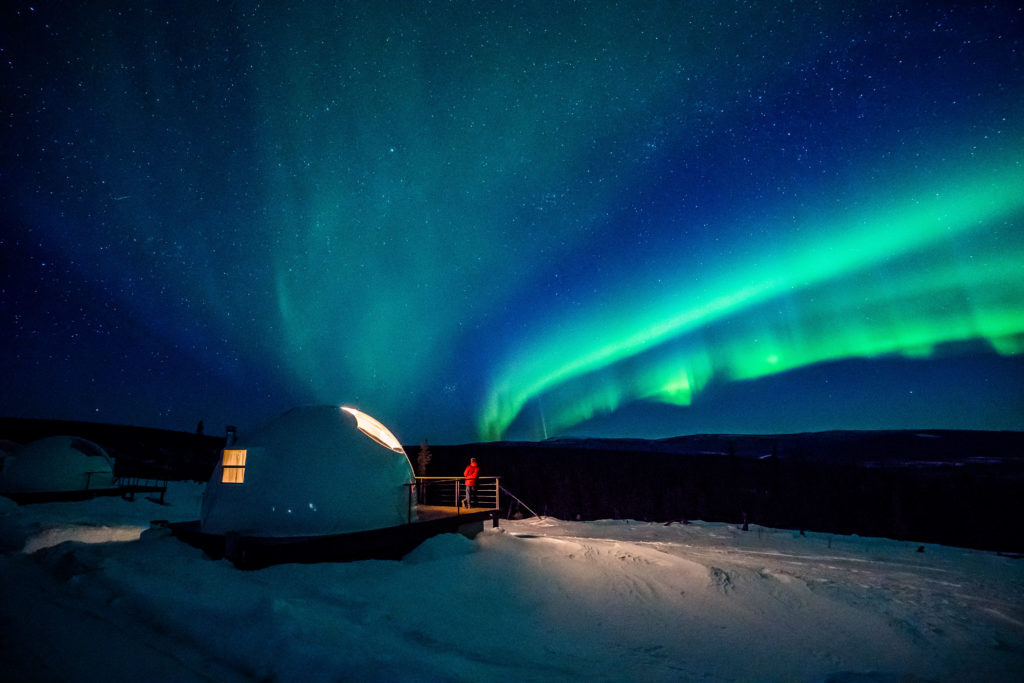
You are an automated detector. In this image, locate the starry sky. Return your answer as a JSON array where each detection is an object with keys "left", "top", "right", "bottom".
[{"left": 2, "top": 1, "right": 1022, "bottom": 444}]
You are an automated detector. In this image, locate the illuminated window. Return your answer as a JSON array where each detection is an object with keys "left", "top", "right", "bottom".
[
  {"left": 221, "top": 449, "right": 247, "bottom": 484},
  {"left": 341, "top": 406, "right": 405, "bottom": 453}
]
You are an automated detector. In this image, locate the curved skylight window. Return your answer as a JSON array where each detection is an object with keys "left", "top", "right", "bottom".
[{"left": 341, "top": 406, "right": 405, "bottom": 453}]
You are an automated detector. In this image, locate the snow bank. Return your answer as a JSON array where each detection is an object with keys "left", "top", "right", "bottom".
[
  {"left": 0, "top": 480, "right": 203, "bottom": 551},
  {"left": 21, "top": 523, "right": 146, "bottom": 553},
  {"left": 1, "top": 483, "right": 1021, "bottom": 681}
]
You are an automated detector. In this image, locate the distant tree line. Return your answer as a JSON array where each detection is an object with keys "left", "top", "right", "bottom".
[{"left": 416, "top": 431, "right": 1024, "bottom": 554}]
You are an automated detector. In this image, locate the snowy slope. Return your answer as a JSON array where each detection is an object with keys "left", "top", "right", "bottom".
[{"left": 1, "top": 484, "right": 1021, "bottom": 682}]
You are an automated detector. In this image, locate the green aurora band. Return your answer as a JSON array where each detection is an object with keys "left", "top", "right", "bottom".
[{"left": 480, "top": 166, "right": 1024, "bottom": 440}]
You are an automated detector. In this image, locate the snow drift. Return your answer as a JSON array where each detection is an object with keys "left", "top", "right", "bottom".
[{"left": 1, "top": 483, "right": 1021, "bottom": 681}]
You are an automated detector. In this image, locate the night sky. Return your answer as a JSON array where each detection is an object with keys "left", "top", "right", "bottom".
[{"left": 3, "top": 2, "right": 1022, "bottom": 444}]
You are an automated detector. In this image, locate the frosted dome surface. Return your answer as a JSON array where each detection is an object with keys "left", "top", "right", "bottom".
[
  {"left": 201, "top": 405, "right": 415, "bottom": 537},
  {"left": 0, "top": 436, "right": 115, "bottom": 494}
]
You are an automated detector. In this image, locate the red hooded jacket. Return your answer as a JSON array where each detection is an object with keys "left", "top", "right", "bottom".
[{"left": 463, "top": 461, "right": 479, "bottom": 488}]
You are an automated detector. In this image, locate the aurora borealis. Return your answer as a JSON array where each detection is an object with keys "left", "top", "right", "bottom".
[
  {"left": 483, "top": 168, "right": 1024, "bottom": 439},
  {"left": 3, "top": 2, "right": 1022, "bottom": 443}
]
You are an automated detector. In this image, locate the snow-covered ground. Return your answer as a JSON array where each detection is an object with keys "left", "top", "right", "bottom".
[{"left": 1, "top": 483, "right": 1021, "bottom": 682}]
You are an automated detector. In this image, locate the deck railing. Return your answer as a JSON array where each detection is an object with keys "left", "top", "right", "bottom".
[
  {"left": 114, "top": 476, "right": 168, "bottom": 502},
  {"left": 414, "top": 476, "right": 500, "bottom": 514}
]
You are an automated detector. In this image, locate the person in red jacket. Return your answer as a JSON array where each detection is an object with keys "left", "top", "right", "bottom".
[{"left": 463, "top": 457, "right": 479, "bottom": 508}]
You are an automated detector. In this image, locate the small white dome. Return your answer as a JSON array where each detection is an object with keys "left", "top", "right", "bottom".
[
  {"left": 0, "top": 436, "right": 115, "bottom": 494},
  {"left": 201, "top": 405, "right": 416, "bottom": 537}
]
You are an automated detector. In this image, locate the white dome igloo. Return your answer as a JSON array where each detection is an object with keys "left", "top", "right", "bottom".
[
  {"left": 0, "top": 436, "right": 115, "bottom": 495},
  {"left": 201, "top": 405, "right": 416, "bottom": 537}
]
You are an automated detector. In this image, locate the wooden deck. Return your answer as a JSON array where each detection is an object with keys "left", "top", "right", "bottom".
[
  {"left": 415, "top": 504, "right": 493, "bottom": 521},
  {"left": 1, "top": 481, "right": 166, "bottom": 505},
  {"left": 169, "top": 505, "right": 499, "bottom": 569},
  {"left": 412, "top": 476, "right": 501, "bottom": 514}
]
